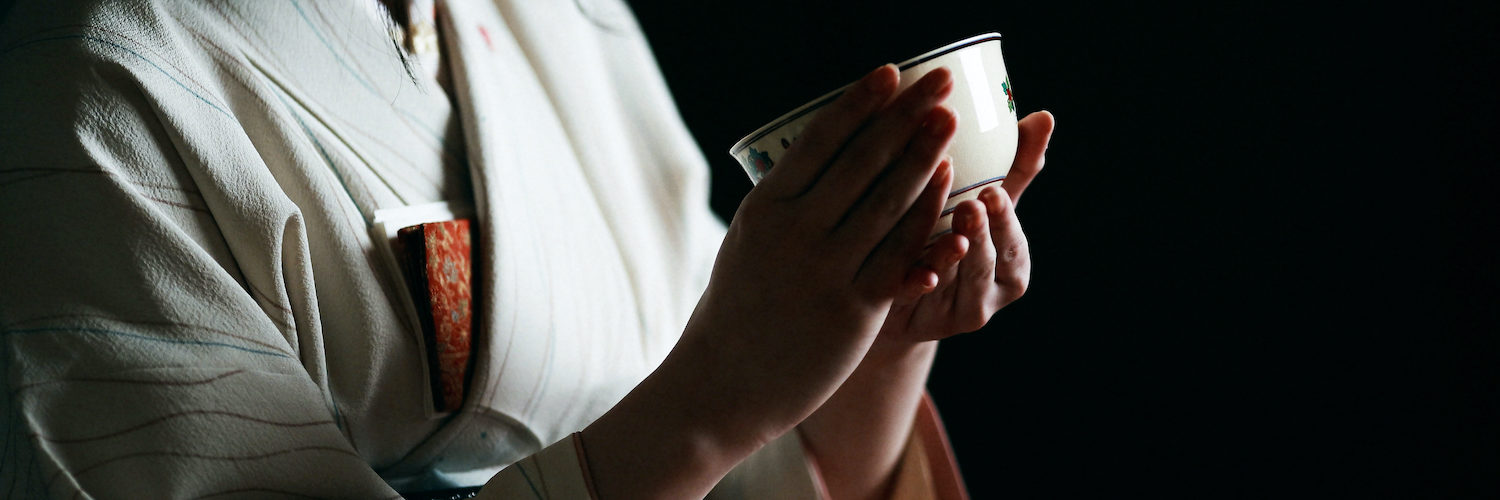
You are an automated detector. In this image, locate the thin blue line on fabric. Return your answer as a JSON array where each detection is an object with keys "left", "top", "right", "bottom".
[
  {"left": 0, "top": 35, "right": 232, "bottom": 120},
  {"left": 287, "top": 0, "right": 445, "bottom": 143},
  {"left": 287, "top": 0, "right": 380, "bottom": 96},
  {"left": 516, "top": 460, "right": 545, "bottom": 499},
  {"left": 268, "top": 85, "right": 372, "bottom": 225}
]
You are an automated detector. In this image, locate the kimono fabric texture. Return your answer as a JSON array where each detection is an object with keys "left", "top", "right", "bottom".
[{"left": 0, "top": 0, "right": 963, "bottom": 498}]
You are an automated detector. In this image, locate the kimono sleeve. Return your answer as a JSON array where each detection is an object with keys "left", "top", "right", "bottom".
[
  {"left": 472, "top": 402, "right": 969, "bottom": 500},
  {"left": 0, "top": 27, "right": 399, "bottom": 498}
]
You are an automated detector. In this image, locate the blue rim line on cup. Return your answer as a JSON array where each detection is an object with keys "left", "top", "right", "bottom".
[{"left": 728, "top": 32, "right": 1003, "bottom": 157}]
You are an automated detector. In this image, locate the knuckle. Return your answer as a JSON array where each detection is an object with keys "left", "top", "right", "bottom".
[
  {"left": 876, "top": 194, "right": 907, "bottom": 219},
  {"left": 999, "top": 272, "right": 1030, "bottom": 304},
  {"left": 960, "top": 309, "right": 989, "bottom": 332},
  {"left": 1000, "top": 242, "right": 1023, "bottom": 263},
  {"left": 852, "top": 147, "right": 895, "bottom": 174}
]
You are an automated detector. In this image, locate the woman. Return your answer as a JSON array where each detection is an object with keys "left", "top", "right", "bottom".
[{"left": 0, "top": 0, "right": 1055, "bottom": 497}]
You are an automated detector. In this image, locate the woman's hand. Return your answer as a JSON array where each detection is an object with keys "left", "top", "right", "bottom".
[
  {"left": 882, "top": 110, "right": 1056, "bottom": 343},
  {"left": 799, "top": 110, "right": 1055, "bottom": 500},
  {"left": 582, "top": 64, "right": 963, "bottom": 499}
]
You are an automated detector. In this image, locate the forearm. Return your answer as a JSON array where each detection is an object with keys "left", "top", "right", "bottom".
[
  {"left": 580, "top": 314, "right": 839, "bottom": 499},
  {"left": 580, "top": 337, "right": 774, "bottom": 498},
  {"left": 799, "top": 339, "right": 938, "bottom": 500},
  {"left": 577, "top": 66, "right": 963, "bottom": 499}
]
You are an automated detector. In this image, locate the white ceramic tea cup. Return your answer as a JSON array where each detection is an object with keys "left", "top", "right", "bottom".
[{"left": 730, "top": 33, "right": 1018, "bottom": 237}]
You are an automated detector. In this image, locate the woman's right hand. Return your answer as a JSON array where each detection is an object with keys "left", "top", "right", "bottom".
[{"left": 582, "top": 64, "right": 960, "bottom": 498}]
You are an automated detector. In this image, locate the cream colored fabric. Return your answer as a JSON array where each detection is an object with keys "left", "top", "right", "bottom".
[
  {"left": 0, "top": 0, "right": 823, "bottom": 497},
  {"left": 710, "top": 429, "right": 826, "bottom": 500},
  {"left": 902, "top": 393, "right": 971, "bottom": 500},
  {"left": 476, "top": 434, "right": 596, "bottom": 500},
  {"left": 889, "top": 427, "right": 939, "bottom": 500}
]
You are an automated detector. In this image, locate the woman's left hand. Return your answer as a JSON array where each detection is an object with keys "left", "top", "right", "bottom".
[
  {"left": 882, "top": 110, "right": 1055, "bottom": 343},
  {"left": 798, "top": 111, "right": 1056, "bottom": 500}
]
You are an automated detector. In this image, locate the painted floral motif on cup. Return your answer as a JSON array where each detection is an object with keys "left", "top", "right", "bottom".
[
  {"left": 1002, "top": 77, "right": 1015, "bottom": 113},
  {"left": 745, "top": 146, "right": 774, "bottom": 179}
]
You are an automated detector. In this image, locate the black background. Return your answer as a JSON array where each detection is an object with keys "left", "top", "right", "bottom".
[{"left": 631, "top": 0, "right": 1496, "bottom": 497}]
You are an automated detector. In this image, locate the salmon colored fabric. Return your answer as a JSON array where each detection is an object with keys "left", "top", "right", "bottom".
[
  {"left": 398, "top": 219, "right": 475, "bottom": 412},
  {"left": 886, "top": 393, "right": 970, "bottom": 500}
]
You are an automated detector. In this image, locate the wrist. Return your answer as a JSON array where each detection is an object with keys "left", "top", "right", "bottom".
[
  {"left": 580, "top": 366, "right": 748, "bottom": 499},
  {"left": 579, "top": 327, "right": 794, "bottom": 498},
  {"left": 862, "top": 337, "right": 939, "bottom": 374}
]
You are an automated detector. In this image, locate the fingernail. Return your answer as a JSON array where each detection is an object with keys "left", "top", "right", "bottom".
[
  {"left": 979, "top": 187, "right": 1000, "bottom": 208},
  {"left": 947, "top": 240, "right": 967, "bottom": 265},
  {"left": 863, "top": 64, "right": 897, "bottom": 92},
  {"left": 910, "top": 267, "right": 939, "bottom": 290},
  {"left": 931, "top": 67, "right": 954, "bottom": 91}
]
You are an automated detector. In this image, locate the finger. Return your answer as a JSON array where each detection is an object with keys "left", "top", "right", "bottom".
[
  {"left": 833, "top": 103, "right": 957, "bottom": 247},
  {"left": 1000, "top": 110, "right": 1055, "bottom": 206},
  {"left": 921, "top": 231, "right": 968, "bottom": 278},
  {"left": 904, "top": 233, "right": 965, "bottom": 341},
  {"left": 980, "top": 187, "right": 1031, "bottom": 307},
  {"left": 756, "top": 64, "right": 900, "bottom": 197},
  {"left": 894, "top": 233, "right": 964, "bottom": 305},
  {"left": 807, "top": 68, "right": 955, "bottom": 223},
  {"left": 853, "top": 158, "right": 952, "bottom": 297},
  {"left": 950, "top": 200, "right": 1001, "bottom": 333},
  {"left": 896, "top": 268, "right": 940, "bottom": 305}
]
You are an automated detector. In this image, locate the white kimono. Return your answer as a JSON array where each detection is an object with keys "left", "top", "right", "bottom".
[{"left": 0, "top": 0, "right": 962, "bottom": 498}]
